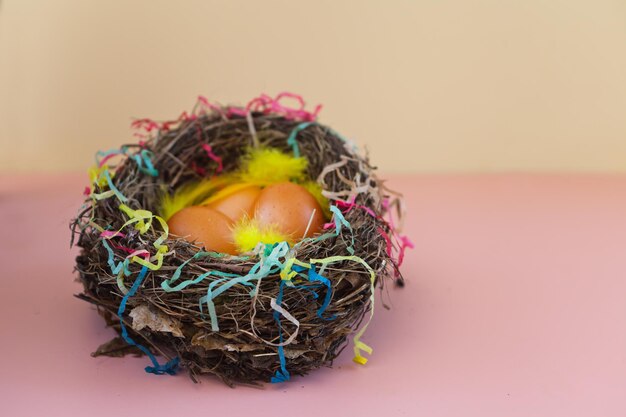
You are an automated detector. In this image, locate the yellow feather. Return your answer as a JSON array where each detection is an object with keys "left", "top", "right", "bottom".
[
  {"left": 238, "top": 147, "right": 308, "bottom": 185},
  {"left": 232, "top": 217, "right": 291, "bottom": 253},
  {"left": 160, "top": 147, "right": 314, "bottom": 221}
]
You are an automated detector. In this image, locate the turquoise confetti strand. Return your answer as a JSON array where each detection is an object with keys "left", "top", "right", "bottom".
[
  {"left": 95, "top": 148, "right": 122, "bottom": 165},
  {"left": 95, "top": 147, "right": 158, "bottom": 177},
  {"left": 132, "top": 149, "right": 159, "bottom": 176},
  {"left": 161, "top": 251, "right": 207, "bottom": 291},
  {"left": 286, "top": 121, "right": 314, "bottom": 157},
  {"left": 329, "top": 205, "right": 354, "bottom": 254},
  {"left": 102, "top": 170, "right": 128, "bottom": 202},
  {"left": 162, "top": 252, "right": 242, "bottom": 293},
  {"left": 200, "top": 242, "right": 290, "bottom": 331},
  {"left": 305, "top": 205, "right": 354, "bottom": 255},
  {"left": 102, "top": 240, "right": 131, "bottom": 276}
]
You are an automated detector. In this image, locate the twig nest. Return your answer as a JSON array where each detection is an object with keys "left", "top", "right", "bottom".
[{"left": 72, "top": 93, "right": 410, "bottom": 385}]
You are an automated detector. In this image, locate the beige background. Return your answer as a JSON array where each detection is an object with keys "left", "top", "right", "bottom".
[{"left": 1, "top": 0, "right": 625, "bottom": 173}]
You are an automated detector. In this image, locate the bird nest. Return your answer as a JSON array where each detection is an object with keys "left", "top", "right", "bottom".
[{"left": 71, "top": 93, "right": 410, "bottom": 386}]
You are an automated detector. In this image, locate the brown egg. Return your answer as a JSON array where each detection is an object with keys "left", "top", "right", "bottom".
[
  {"left": 253, "top": 182, "right": 325, "bottom": 239},
  {"left": 206, "top": 185, "right": 262, "bottom": 221},
  {"left": 167, "top": 206, "right": 236, "bottom": 254}
]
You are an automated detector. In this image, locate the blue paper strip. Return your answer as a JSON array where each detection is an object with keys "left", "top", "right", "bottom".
[
  {"left": 118, "top": 265, "right": 179, "bottom": 375},
  {"left": 308, "top": 266, "right": 336, "bottom": 320},
  {"left": 293, "top": 264, "right": 336, "bottom": 320}
]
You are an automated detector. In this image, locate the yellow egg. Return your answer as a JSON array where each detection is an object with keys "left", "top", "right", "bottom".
[
  {"left": 253, "top": 182, "right": 325, "bottom": 240},
  {"left": 206, "top": 184, "right": 262, "bottom": 221},
  {"left": 167, "top": 206, "right": 236, "bottom": 254}
]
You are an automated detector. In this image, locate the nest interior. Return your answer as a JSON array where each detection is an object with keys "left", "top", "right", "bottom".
[{"left": 72, "top": 108, "right": 403, "bottom": 386}]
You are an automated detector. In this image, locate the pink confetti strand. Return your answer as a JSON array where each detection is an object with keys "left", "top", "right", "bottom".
[
  {"left": 202, "top": 143, "right": 223, "bottom": 174},
  {"left": 337, "top": 196, "right": 413, "bottom": 269},
  {"left": 381, "top": 197, "right": 414, "bottom": 268},
  {"left": 190, "top": 161, "right": 207, "bottom": 176},
  {"left": 197, "top": 95, "right": 226, "bottom": 117},
  {"left": 131, "top": 117, "right": 177, "bottom": 133},
  {"left": 335, "top": 199, "right": 378, "bottom": 218},
  {"left": 107, "top": 239, "right": 153, "bottom": 259},
  {"left": 177, "top": 110, "right": 197, "bottom": 122},
  {"left": 196, "top": 95, "right": 210, "bottom": 107},
  {"left": 226, "top": 106, "right": 247, "bottom": 117},
  {"left": 131, "top": 118, "right": 162, "bottom": 133},
  {"left": 100, "top": 230, "right": 127, "bottom": 239},
  {"left": 378, "top": 227, "right": 393, "bottom": 257},
  {"left": 335, "top": 198, "right": 410, "bottom": 270},
  {"left": 244, "top": 92, "right": 321, "bottom": 121},
  {"left": 395, "top": 235, "right": 415, "bottom": 268},
  {"left": 382, "top": 197, "right": 391, "bottom": 212},
  {"left": 109, "top": 242, "right": 136, "bottom": 255},
  {"left": 126, "top": 249, "right": 150, "bottom": 260},
  {"left": 98, "top": 151, "right": 122, "bottom": 168},
  {"left": 129, "top": 93, "right": 321, "bottom": 140}
]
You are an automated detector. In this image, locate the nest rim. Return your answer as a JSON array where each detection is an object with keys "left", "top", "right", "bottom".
[{"left": 72, "top": 102, "right": 404, "bottom": 386}]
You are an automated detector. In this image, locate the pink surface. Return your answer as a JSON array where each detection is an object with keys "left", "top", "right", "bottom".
[{"left": 1, "top": 173, "right": 625, "bottom": 416}]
